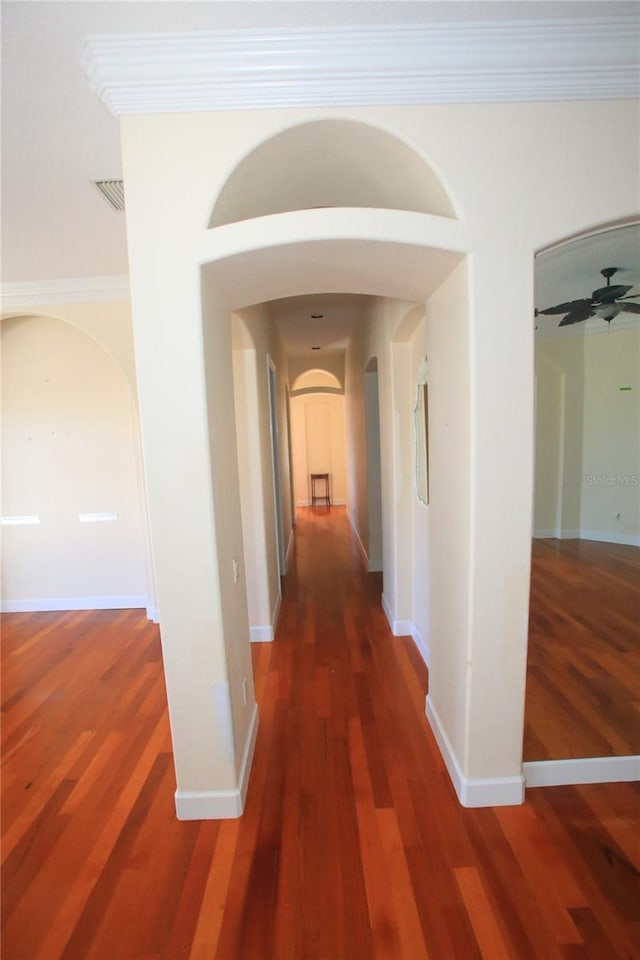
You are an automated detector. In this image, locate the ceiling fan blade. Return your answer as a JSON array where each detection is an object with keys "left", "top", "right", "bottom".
[
  {"left": 538, "top": 299, "right": 590, "bottom": 316},
  {"left": 591, "top": 283, "right": 632, "bottom": 303},
  {"left": 558, "top": 303, "right": 594, "bottom": 326},
  {"left": 620, "top": 301, "right": 640, "bottom": 314}
]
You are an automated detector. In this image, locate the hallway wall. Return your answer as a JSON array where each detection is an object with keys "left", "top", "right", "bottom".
[{"left": 232, "top": 305, "right": 292, "bottom": 640}]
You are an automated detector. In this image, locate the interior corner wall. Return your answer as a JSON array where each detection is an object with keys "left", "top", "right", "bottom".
[
  {"left": 535, "top": 326, "right": 639, "bottom": 545},
  {"left": 408, "top": 315, "right": 430, "bottom": 656},
  {"left": 534, "top": 337, "right": 585, "bottom": 537},
  {"left": 421, "top": 262, "right": 471, "bottom": 762},
  {"left": 201, "top": 280, "right": 256, "bottom": 770},
  {"left": 581, "top": 326, "right": 640, "bottom": 543},
  {"left": 1, "top": 313, "right": 148, "bottom": 610},
  {"left": 345, "top": 317, "right": 370, "bottom": 561},
  {"left": 232, "top": 303, "right": 292, "bottom": 637}
]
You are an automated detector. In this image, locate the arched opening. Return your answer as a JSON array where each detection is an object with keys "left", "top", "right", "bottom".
[
  {"left": 291, "top": 368, "right": 342, "bottom": 393},
  {"left": 524, "top": 220, "right": 640, "bottom": 783},
  {"left": 209, "top": 118, "right": 458, "bottom": 227}
]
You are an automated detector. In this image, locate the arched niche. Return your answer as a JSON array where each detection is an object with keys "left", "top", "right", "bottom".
[
  {"left": 291, "top": 369, "right": 342, "bottom": 394},
  {"left": 1, "top": 313, "right": 148, "bottom": 608},
  {"left": 209, "top": 118, "right": 457, "bottom": 228}
]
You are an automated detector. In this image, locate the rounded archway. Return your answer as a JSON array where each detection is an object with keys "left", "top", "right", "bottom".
[
  {"left": 210, "top": 118, "right": 458, "bottom": 227},
  {"left": 291, "top": 368, "right": 342, "bottom": 394}
]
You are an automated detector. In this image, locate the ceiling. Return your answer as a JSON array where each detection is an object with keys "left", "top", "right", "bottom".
[
  {"left": 535, "top": 221, "right": 640, "bottom": 336},
  {"left": 1, "top": 1, "right": 639, "bottom": 355}
]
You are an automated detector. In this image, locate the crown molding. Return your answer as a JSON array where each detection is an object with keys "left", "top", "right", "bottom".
[
  {"left": 80, "top": 17, "right": 640, "bottom": 116},
  {"left": 1, "top": 276, "right": 130, "bottom": 310}
]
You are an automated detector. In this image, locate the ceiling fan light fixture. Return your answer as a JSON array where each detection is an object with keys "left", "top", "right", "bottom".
[{"left": 593, "top": 302, "right": 622, "bottom": 321}]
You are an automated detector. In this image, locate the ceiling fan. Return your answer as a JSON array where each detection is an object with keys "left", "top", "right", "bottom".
[{"left": 536, "top": 267, "right": 640, "bottom": 327}]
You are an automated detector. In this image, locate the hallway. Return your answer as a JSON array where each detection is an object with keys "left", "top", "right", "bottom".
[{"left": 1, "top": 508, "right": 638, "bottom": 959}]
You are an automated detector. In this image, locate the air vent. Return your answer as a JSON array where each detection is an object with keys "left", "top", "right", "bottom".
[{"left": 93, "top": 179, "right": 125, "bottom": 211}]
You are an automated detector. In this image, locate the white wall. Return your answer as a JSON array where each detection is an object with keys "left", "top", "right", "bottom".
[
  {"left": 1, "top": 314, "right": 148, "bottom": 610},
  {"left": 421, "top": 262, "right": 472, "bottom": 769},
  {"left": 581, "top": 327, "right": 640, "bottom": 543},
  {"left": 290, "top": 393, "right": 346, "bottom": 505},
  {"left": 535, "top": 325, "right": 639, "bottom": 544},
  {"left": 232, "top": 305, "right": 292, "bottom": 639},
  {"left": 120, "top": 99, "right": 638, "bottom": 812},
  {"left": 409, "top": 316, "right": 430, "bottom": 661}
]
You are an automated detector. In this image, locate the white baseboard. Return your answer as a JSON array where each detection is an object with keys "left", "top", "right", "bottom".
[
  {"left": 249, "top": 592, "right": 281, "bottom": 643},
  {"left": 349, "top": 519, "right": 369, "bottom": 569},
  {"left": 533, "top": 528, "right": 639, "bottom": 546},
  {"left": 146, "top": 605, "right": 159, "bottom": 623},
  {"left": 425, "top": 695, "right": 524, "bottom": 808},
  {"left": 381, "top": 593, "right": 412, "bottom": 637},
  {"left": 579, "top": 530, "right": 640, "bottom": 547},
  {"left": 533, "top": 528, "right": 579, "bottom": 539},
  {"left": 378, "top": 590, "right": 429, "bottom": 667},
  {"left": 175, "top": 701, "right": 259, "bottom": 820},
  {"left": 523, "top": 755, "right": 640, "bottom": 788},
  {"left": 286, "top": 526, "right": 294, "bottom": 565},
  {"left": 410, "top": 623, "right": 430, "bottom": 668},
  {"left": 1, "top": 595, "right": 148, "bottom": 613},
  {"left": 296, "top": 499, "right": 346, "bottom": 507}
]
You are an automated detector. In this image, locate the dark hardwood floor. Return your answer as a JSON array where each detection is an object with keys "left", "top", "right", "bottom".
[
  {"left": 525, "top": 538, "right": 640, "bottom": 761},
  {"left": 2, "top": 508, "right": 638, "bottom": 959}
]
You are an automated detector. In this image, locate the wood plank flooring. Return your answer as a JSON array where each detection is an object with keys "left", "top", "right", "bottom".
[
  {"left": 2, "top": 507, "right": 638, "bottom": 959},
  {"left": 525, "top": 538, "right": 640, "bottom": 761}
]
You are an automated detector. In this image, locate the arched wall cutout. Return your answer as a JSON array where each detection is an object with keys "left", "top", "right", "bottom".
[
  {"left": 291, "top": 368, "right": 342, "bottom": 392},
  {"left": 209, "top": 118, "right": 458, "bottom": 229},
  {"left": 1, "top": 312, "right": 134, "bottom": 397}
]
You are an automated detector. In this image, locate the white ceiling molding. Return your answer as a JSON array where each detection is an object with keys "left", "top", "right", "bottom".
[
  {"left": 1, "top": 276, "right": 130, "bottom": 310},
  {"left": 80, "top": 18, "right": 640, "bottom": 115}
]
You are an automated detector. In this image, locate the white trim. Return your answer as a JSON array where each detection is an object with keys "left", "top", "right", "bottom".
[
  {"left": 286, "top": 526, "right": 294, "bottom": 566},
  {"left": 349, "top": 519, "right": 369, "bottom": 570},
  {"left": 381, "top": 593, "right": 412, "bottom": 638},
  {"left": 146, "top": 605, "right": 159, "bottom": 623},
  {"left": 271, "top": 592, "right": 281, "bottom": 636},
  {"left": 79, "top": 18, "right": 640, "bottom": 116},
  {"left": 1, "top": 595, "right": 147, "bottom": 613},
  {"left": 426, "top": 695, "right": 525, "bottom": 807},
  {"left": 249, "top": 591, "right": 281, "bottom": 643},
  {"left": 1, "top": 275, "right": 130, "bottom": 310},
  {"left": 579, "top": 530, "right": 640, "bottom": 547},
  {"left": 523, "top": 756, "right": 640, "bottom": 788},
  {"left": 410, "top": 623, "right": 430, "bottom": 668},
  {"left": 175, "top": 702, "right": 259, "bottom": 820},
  {"left": 533, "top": 528, "right": 639, "bottom": 546},
  {"left": 378, "top": 589, "right": 430, "bottom": 668}
]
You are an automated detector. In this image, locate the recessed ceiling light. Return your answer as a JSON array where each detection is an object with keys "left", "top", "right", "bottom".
[
  {"left": 311, "top": 345, "right": 321, "bottom": 350},
  {"left": 310, "top": 314, "right": 324, "bottom": 319}
]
